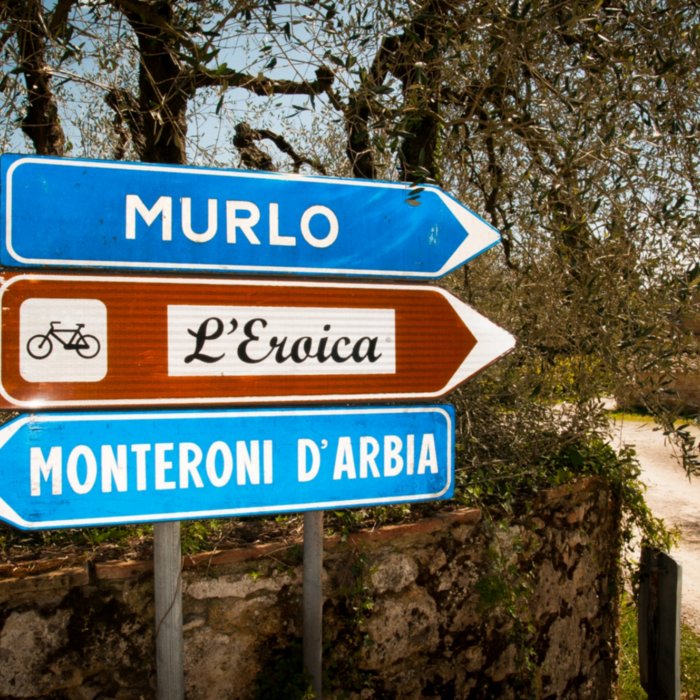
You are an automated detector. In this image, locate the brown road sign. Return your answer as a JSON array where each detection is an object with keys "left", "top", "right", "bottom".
[{"left": 0, "top": 273, "right": 514, "bottom": 408}]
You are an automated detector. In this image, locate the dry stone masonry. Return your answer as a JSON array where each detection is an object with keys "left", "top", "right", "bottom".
[{"left": 0, "top": 477, "right": 619, "bottom": 698}]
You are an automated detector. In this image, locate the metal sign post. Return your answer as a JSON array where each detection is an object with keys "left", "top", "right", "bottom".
[
  {"left": 303, "top": 511, "right": 324, "bottom": 697},
  {"left": 154, "top": 521, "right": 185, "bottom": 700}
]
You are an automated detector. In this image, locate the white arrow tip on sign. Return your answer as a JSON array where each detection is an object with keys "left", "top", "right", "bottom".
[
  {"left": 444, "top": 293, "right": 516, "bottom": 391},
  {"left": 437, "top": 192, "right": 502, "bottom": 275}
]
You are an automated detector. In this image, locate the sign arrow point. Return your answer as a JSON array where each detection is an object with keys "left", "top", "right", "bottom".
[
  {"left": 437, "top": 191, "right": 502, "bottom": 275},
  {"left": 444, "top": 294, "right": 516, "bottom": 392}
]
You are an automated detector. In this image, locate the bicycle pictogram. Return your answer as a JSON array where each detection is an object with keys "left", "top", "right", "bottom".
[{"left": 26, "top": 321, "right": 101, "bottom": 360}]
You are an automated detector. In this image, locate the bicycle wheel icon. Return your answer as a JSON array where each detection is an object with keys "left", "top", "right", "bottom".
[
  {"left": 74, "top": 335, "right": 101, "bottom": 358},
  {"left": 26, "top": 334, "right": 53, "bottom": 359}
]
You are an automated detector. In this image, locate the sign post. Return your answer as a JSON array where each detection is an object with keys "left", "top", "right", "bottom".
[
  {"left": 303, "top": 511, "right": 324, "bottom": 698},
  {"left": 154, "top": 521, "right": 185, "bottom": 700},
  {"left": 0, "top": 153, "right": 515, "bottom": 698}
]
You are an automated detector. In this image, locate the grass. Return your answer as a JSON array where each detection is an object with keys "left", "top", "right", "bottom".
[
  {"left": 618, "top": 594, "right": 700, "bottom": 699},
  {"left": 608, "top": 411, "right": 658, "bottom": 424}
]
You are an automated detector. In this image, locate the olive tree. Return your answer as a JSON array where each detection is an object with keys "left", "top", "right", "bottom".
[{"left": 1, "top": 0, "right": 698, "bottom": 485}]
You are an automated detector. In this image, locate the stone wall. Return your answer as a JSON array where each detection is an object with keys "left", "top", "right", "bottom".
[{"left": 0, "top": 477, "right": 620, "bottom": 699}]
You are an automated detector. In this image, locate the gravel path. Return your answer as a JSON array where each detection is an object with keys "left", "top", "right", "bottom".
[{"left": 609, "top": 416, "right": 700, "bottom": 632}]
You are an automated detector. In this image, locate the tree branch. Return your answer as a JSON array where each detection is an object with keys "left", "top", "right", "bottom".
[
  {"left": 233, "top": 122, "right": 327, "bottom": 174},
  {"left": 193, "top": 64, "right": 333, "bottom": 97},
  {"left": 105, "top": 87, "right": 144, "bottom": 160},
  {"left": 109, "top": 0, "right": 188, "bottom": 164},
  {"left": 47, "top": 0, "right": 79, "bottom": 40},
  {"left": 338, "top": 35, "right": 400, "bottom": 179},
  {"left": 6, "top": 0, "right": 66, "bottom": 155}
]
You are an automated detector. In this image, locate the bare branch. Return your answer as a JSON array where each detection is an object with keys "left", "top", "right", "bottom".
[
  {"left": 47, "top": 0, "right": 79, "bottom": 40},
  {"left": 233, "top": 122, "right": 327, "bottom": 175},
  {"left": 105, "top": 87, "right": 144, "bottom": 160},
  {"left": 233, "top": 122, "right": 275, "bottom": 171},
  {"left": 192, "top": 64, "right": 334, "bottom": 97}
]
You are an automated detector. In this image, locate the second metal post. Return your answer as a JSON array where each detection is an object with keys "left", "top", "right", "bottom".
[{"left": 303, "top": 510, "right": 324, "bottom": 698}]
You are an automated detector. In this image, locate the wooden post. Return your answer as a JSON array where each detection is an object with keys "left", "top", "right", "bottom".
[
  {"left": 303, "top": 510, "right": 324, "bottom": 698},
  {"left": 154, "top": 521, "right": 185, "bottom": 700},
  {"left": 638, "top": 547, "right": 682, "bottom": 700}
]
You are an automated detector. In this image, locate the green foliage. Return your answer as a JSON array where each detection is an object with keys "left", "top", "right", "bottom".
[
  {"left": 476, "top": 572, "right": 512, "bottom": 610},
  {"left": 473, "top": 522, "right": 539, "bottom": 690},
  {"left": 180, "top": 520, "right": 223, "bottom": 555},
  {"left": 0, "top": 523, "right": 152, "bottom": 558},
  {"left": 0, "top": 520, "right": 252, "bottom": 559},
  {"left": 322, "top": 550, "right": 377, "bottom": 696},
  {"left": 681, "top": 624, "right": 700, "bottom": 698},
  {"left": 617, "top": 595, "right": 647, "bottom": 700},
  {"left": 451, "top": 377, "right": 673, "bottom": 576},
  {"left": 324, "top": 503, "right": 421, "bottom": 539}
]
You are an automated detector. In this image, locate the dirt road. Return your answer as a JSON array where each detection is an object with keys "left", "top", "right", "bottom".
[{"left": 609, "top": 416, "right": 700, "bottom": 631}]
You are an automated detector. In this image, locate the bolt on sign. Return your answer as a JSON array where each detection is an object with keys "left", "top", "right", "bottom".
[{"left": 0, "top": 273, "right": 515, "bottom": 409}]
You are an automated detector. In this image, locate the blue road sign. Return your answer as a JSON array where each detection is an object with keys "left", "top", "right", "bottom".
[
  {"left": 0, "top": 153, "right": 500, "bottom": 279},
  {"left": 0, "top": 405, "right": 454, "bottom": 529}
]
